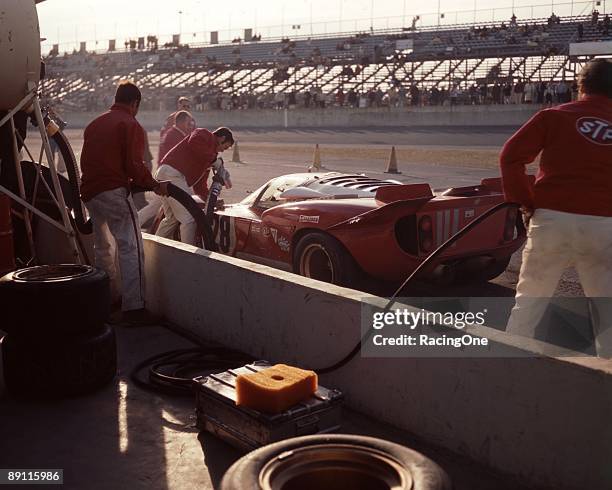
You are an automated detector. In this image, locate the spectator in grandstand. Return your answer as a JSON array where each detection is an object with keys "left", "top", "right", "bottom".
[
  {"left": 523, "top": 80, "right": 535, "bottom": 103},
  {"left": 503, "top": 82, "right": 512, "bottom": 104},
  {"left": 492, "top": 83, "right": 502, "bottom": 105},
  {"left": 556, "top": 80, "right": 570, "bottom": 103},
  {"left": 502, "top": 59, "right": 612, "bottom": 357},
  {"left": 603, "top": 15, "right": 610, "bottom": 36},
  {"left": 347, "top": 88, "right": 358, "bottom": 108},
  {"left": 512, "top": 79, "right": 525, "bottom": 104},
  {"left": 449, "top": 86, "right": 460, "bottom": 106},
  {"left": 468, "top": 85, "right": 478, "bottom": 105},
  {"left": 336, "top": 88, "right": 345, "bottom": 106},
  {"left": 409, "top": 85, "right": 420, "bottom": 106},
  {"left": 275, "top": 91, "right": 285, "bottom": 110},
  {"left": 156, "top": 127, "right": 234, "bottom": 245}
]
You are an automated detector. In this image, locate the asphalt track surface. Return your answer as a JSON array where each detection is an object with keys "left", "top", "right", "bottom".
[
  {"left": 25, "top": 126, "right": 583, "bottom": 298},
  {"left": 234, "top": 125, "right": 519, "bottom": 148}
]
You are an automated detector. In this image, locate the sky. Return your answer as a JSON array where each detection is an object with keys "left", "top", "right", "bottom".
[{"left": 36, "top": 0, "right": 605, "bottom": 53}]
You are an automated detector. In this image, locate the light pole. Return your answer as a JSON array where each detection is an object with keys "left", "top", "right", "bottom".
[
  {"left": 178, "top": 10, "right": 183, "bottom": 35},
  {"left": 370, "top": 0, "right": 374, "bottom": 31},
  {"left": 438, "top": 0, "right": 441, "bottom": 26}
]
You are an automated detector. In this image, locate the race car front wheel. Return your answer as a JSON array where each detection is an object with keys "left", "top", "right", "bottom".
[{"left": 294, "top": 232, "right": 360, "bottom": 288}]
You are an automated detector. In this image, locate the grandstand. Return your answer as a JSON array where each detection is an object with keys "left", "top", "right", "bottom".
[{"left": 41, "top": 10, "right": 611, "bottom": 112}]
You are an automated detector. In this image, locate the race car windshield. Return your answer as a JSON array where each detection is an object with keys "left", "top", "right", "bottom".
[{"left": 253, "top": 175, "right": 308, "bottom": 209}]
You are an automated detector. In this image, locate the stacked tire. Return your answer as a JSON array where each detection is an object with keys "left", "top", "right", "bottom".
[{"left": 0, "top": 264, "right": 116, "bottom": 398}]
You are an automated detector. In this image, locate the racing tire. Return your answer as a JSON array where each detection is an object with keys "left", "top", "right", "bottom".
[
  {"left": 479, "top": 256, "right": 512, "bottom": 282},
  {"left": 219, "top": 434, "right": 451, "bottom": 490},
  {"left": 0, "top": 264, "right": 110, "bottom": 337},
  {"left": 293, "top": 232, "right": 361, "bottom": 288},
  {"left": 1, "top": 324, "right": 117, "bottom": 398}
]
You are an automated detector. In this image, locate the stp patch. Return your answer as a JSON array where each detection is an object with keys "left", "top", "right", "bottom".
[{"left": 576, "top": 117, "right": 612, "bottom": 145}]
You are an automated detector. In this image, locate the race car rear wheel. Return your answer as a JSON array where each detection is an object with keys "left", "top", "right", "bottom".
[
  {"left": 294, "top": 232, "right": 360, "bottom": 288},
  {"left": 478, "top": 256, "right": 512, "bottom": 282},
  {"left": 454, "top": 256, "right": 511, "bottom": 284}
]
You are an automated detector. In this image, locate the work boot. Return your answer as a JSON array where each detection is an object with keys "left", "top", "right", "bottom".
[{"left": 121, "top": 308, "right": 162, "bottom": 327}]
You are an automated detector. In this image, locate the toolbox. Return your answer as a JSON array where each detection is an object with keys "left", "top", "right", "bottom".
[{"left": 195, "top": 361, "right": 344, "bottom": 452}]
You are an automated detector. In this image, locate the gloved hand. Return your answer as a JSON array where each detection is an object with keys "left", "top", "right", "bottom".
[
  {"left": 218, "top": 167, "right": 233, "bottom": 189},
  {"left": 211, "top": 157, "right": 224, "bottom": 172}
]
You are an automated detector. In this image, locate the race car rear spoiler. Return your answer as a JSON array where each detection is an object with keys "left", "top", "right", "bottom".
[{"left": 375, "top": 183, "right": 433, "bottom": 203}]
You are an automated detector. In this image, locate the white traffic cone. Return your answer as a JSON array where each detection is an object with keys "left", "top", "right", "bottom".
[
  {"left": 308, "top": 144, "right": 323, "bottom": 172},
  {"left": 385, "top": 146, "right": 401, "bottom": 174},
  {"left": 231, "top": 141, "right": 243, "bottom": 163}
]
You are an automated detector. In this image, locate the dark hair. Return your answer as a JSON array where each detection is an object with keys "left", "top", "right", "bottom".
[
  {"left": 578, "top": 59, "right": 612, "bottom": 98},
  {"left": 174, "top": 110, "right": 191, "bottom": 125},
  {"left": 213, "top": 127, "right": 234, "bottom": 145},
  {"left": 115, "top": 80, "right": 142, "bottom": 104}
]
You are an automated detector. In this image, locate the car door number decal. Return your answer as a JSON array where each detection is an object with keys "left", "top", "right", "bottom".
[{"left": 212, "top": 215, "right": 236, "bottom": 254}]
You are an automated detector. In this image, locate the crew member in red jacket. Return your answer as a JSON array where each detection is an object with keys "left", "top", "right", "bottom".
[
  {"left": 155, "top": 127, "right": 234, "bottom": 245},
  {"left": 501, "top": 59, "right": 612, "bottom": 357},
  {"left": 138, "top": 110, "right": 193, "bottom": 228},
  {"left": 81, "top": 81, "right": 168, "bottom": 325},
  {"left": 160, "top": 96, "right": 195, "bottom": 140},
  {"left": 158, "top": 110, "right": 192, "bottom": 163}
]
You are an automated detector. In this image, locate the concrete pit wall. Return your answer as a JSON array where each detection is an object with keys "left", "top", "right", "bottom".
[
  {"left": 61, "top": 104, "right": 541, "bottom": 130},
  {"left": 144, "top": 235, "right": 612, "bottom": 490}
]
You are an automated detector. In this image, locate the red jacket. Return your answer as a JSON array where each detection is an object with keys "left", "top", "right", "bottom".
[
  {"left": 160, "top": 128, "right": 217, "bottom": 198},
  {"left": 80, "top": 104, "right": 157, "bottom": 201},
  {"left": 500, "top": 95, "right": 612, "bottom": 217},
  {"left": 160, "top": 111, "right": 196, "bottom": 140},
  {"left": 158, "top": 126, "right": 187, "bottom": 163}
]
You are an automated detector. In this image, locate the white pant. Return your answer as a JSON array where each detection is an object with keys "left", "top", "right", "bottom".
[
  {"left": 155, "top": 164, "right": 197, "bottom": 245},
  {"left": 137, "top": 192, "right": 162, "bottom": 229},
  {"left": 85, "top": 188, "right": 145, "bottom": 312},
  {"left": 506, "top": 208, "right": 612, "bottom": 357}
]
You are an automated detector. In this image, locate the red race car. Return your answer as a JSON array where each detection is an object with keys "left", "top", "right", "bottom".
[{"left": 151, "top": 172, "right": 525, "bottom": 287}]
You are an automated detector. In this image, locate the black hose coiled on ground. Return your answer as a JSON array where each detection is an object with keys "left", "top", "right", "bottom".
[{"left": 130, "top": 322, "right": 253, "bottom": 396}]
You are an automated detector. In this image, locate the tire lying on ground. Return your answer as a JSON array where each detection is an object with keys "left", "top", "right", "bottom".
[
  {"left": 1, "top": 324, "right": 117, "bottom": 398},
  {"left": 0, "top": 264, "right": 110, "bottom": 337},
  {"left": 220, "top": 434, "right": 451, "bottom": 490}
]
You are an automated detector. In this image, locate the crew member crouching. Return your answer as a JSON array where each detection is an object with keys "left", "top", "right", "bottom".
[{"left": 155, "top": 127, "right": 234, "bottom": 245}]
